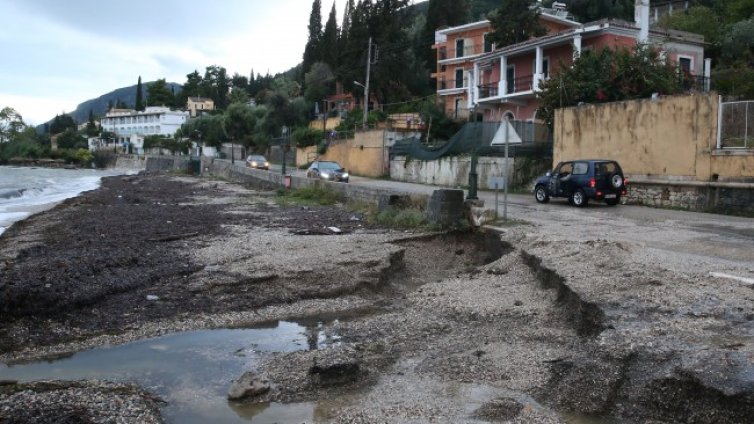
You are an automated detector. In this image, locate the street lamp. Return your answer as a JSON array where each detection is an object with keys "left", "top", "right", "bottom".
[{"left": 353, "top": 80, "right": 368, "bottom": 129}]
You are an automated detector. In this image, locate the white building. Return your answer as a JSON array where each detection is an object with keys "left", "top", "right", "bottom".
[{"left": 101, "top": 107, "right": 189, "bottom": 144}]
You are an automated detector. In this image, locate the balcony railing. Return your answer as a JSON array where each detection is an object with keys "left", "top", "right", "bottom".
[
  {"left": 479, "top": 83, "right": 498, "bottom": 99},
  {"left": 478, "top": 75, "right": 536, "bottom": 99},
  {"left": 679, "top": 73, "right": 712, "bottom": 92},
  {"left": 509, "top": 75, "right": 534, "bottom": 94},
  {"left": 437, "top": 43, "right": 484, "bottom": 60},
  {"left": 439, "top": 77, "right": 468, "bottom": 90}
]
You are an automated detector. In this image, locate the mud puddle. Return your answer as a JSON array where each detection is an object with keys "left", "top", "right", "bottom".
[{"left": 0, "top": 320, "right": 339, "bottom": 423}]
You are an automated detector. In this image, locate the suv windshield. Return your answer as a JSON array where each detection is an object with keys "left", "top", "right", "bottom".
[{"left": 248, "top": 156, "right": 266, "bottom": 161}]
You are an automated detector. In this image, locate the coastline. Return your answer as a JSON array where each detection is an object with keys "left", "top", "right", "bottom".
[
  {"left": 1, "top": 173, "right": 753, "bottom": 423},
  {"left": 0, "top": 165, "right": 138, "bottom": 236}
]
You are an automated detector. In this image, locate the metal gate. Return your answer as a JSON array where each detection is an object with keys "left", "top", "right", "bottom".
[{"left": 719, "top": 100, "right": 754, "bottom": 149}]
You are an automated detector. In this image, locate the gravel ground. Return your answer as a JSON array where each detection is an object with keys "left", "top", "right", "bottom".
[{"left": 1, "top": 174, "right": 753, "bottom": 423}]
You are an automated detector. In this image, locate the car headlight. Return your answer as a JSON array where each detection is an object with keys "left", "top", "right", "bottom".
[
  {"left": 251, "top": 161, "right": 257, "bottom": 166},
  {"left": 264, "top": 162, "right": 269, "bottom": 167},
  {"left": 342, "top": 173, "right": 349, "bottom": 178},
  {"left": 321, "top": 172, "right": 330, "bottom": 179}
]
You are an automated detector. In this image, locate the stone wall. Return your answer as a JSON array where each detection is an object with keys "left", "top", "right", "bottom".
[{"left": 628, "top": 180, "right": 754, "bottom": 213}]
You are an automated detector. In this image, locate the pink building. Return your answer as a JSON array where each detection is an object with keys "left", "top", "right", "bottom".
[
  {"left": 433, "top": 7, "right": 579, "bottom": 120},
  {"left": 436, "top": 2, "right": 709, "bottom": 123}
]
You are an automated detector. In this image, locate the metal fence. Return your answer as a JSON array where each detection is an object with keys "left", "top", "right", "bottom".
[
  {"left": 719, "top": 100, "right": 754, "bottom": 149},
  {"left": 390, "top": 120, "right": 552, "bottom": 160}
]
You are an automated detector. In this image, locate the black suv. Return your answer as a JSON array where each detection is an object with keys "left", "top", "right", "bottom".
[{"left": 534, "top": 159, "right": 627, "bottom": 207}]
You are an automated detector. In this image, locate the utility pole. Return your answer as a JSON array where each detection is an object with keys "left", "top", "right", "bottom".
[
  {"left": 282, "top": 126, "right": 289, "bottom": 175},
  {"left": 503, "top": 117, "right": 509, "bottom": 220},
  {"left": 363, "top": 37, "right": 372, "bottom": 129}
]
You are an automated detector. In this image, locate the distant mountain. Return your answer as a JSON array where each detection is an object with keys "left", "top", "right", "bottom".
[{"left": 37, "top": 81, "right": 182, "bottom": 130}]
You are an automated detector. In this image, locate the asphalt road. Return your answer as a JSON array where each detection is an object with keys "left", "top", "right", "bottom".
[
  {"left": 261, "top": 163, "right": 754, "bottom": 281},
  {"left": 354, "top": 174, "right": 754, "bottom": 283}
]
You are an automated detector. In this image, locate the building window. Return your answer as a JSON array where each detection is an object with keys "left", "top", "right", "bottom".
[
  {"left": 483, "top": 33, "right": 493, "bottom": 53},
  {"left": 506, "top": 65, "right": 515, "bottom": 94},
  {"left": 679, "top": 56, "right": 692, "bottom": 76},
  {"left": 455, "top": 68, "right": 464, "bottom": 89},
  {"left": 456, "top": 38, "right": 465, "bottom": 58}
]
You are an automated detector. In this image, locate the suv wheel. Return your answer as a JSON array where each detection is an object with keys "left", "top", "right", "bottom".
[
  {"left": 534, "top": 185, "right": 550, "bottom": 203},
  {"left": 610, "top": 173, "right": 624, "bottom": 189},
  {"left": 571, "top": 189, "right": 588, "bottom": 207}
]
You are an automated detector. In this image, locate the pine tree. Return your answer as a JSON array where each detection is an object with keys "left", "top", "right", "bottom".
[
  {"left": 303, "top": 0, "right": 323, "bottom": 76},
  {"left": 487, "top": 0, "right": 546, "bottom": 48},
  {"left": 147, "top": 79, "right": 175, "bottom": 107},
  {"left": 135, "top": 76, "right": 144, "bottom": 111}
]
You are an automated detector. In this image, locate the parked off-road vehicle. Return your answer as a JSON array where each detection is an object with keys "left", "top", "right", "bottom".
[{"left": 534, "top": 160, "right": 627, "bottom": 207}]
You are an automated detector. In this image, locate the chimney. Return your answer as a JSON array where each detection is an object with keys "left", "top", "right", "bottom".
[{"left": 635, "top": 0, "right": 650, "bottom": 43}]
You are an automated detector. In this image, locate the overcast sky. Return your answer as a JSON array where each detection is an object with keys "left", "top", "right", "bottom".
[{"left": 0, "top": 0, "right": 345, "bottom": 125}]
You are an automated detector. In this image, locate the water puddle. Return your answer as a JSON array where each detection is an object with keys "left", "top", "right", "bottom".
[{"left": 0, "top": 320, "right": 338, "bottom": 423}]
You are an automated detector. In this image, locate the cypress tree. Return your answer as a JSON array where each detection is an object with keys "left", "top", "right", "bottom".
[
  {"left": 303, "top": 0, "right": 323, "bottom": 76},
  {"left": 135, "top": 76, "right": 144, "bottom": 111},
  {"left": 321, "top": 2, "right": 339, "bottom": 68}
]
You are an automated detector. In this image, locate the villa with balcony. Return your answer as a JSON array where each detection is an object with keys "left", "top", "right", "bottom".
[
  {"left": 433, "top": 5, "right": 580, "bottom": 120},
  {"left": 435, "top": 2, "right": 709, "bottom": 123}
]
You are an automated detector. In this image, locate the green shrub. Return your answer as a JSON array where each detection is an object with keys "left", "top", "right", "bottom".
[
  {"left": 92, "top": 151, "right": 117, "bottom": 168},
  {"left": 373, "top": 207, "right": 427, "bottom": 229},
  {"left": 0, "top": 140, "right": 47, "bottom": 161},
  {"left": 292, "top": 127, "right": 324, "bottom": 148},
  {"left": 277, "top": 185, "right": 341, "bottom": 206},
  {"left": 144, "top": 136, "right": 191, "bottom": 154}
]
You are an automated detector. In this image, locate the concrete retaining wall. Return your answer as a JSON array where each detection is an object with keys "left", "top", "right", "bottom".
[
  {"left": 144, "top": 156, "right": 193, "bottom": 173},
  {"left": 295, "top": 130, "right": 387, "bottom": 177},
  {"left": 201, "top": 158, "right": 429, "bottom": 206},
  {"left": 114, "top": 155, "right": 147, "bottom": 170},
  {"left": 390, "top": 156, "right": 514, "bottom": 190}
]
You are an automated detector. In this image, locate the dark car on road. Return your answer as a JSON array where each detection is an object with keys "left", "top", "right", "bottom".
[
  {"left": 534, "top": 159, "right": 627, "bottom": 207},
  {"left": 306, "top": 160, "right": 349, "bottom": 183},
  {"left": 246, "top": 155, "right": 269, "bottom": 170}
]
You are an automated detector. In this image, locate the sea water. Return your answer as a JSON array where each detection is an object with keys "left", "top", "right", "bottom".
[{"left": 0, "top": 166, "right": 131, "bottom": 235}]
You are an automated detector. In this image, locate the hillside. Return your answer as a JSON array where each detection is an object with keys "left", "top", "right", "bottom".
[{"left": 39, "top": 82, "right": 182, "bottom": 129}]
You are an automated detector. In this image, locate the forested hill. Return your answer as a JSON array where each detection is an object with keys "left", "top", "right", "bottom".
[
  {"left": 36, "top": 81, "right": 181, "bottom": 130},
  {"left": 72, "top": 82, "right": 182, "bottom": 122}
]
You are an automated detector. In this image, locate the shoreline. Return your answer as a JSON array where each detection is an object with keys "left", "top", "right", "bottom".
[
  {"left": 1, "top": 173, "right": 753, "bottom": 423},
  {"left": 0, "top": 165, "right": 139, "bottom": 237}
]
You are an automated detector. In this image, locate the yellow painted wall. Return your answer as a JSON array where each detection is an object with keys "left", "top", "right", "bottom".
[
  {"left": 554, "top": 93, "right": 754, "bottom": 182},
  {"left": 710, "top": 151, "right": 754, "bottom": 180},
  {"left": 295, "top": 130, "right": 387, "bottom": 177},
  {"left": 308, "top": 117, "right": 342, "bottom": 131}
]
